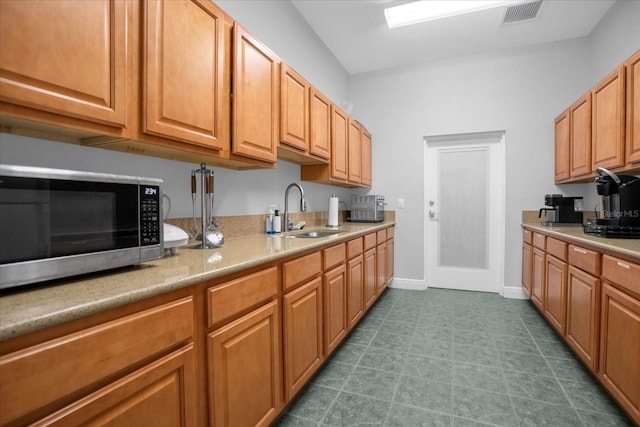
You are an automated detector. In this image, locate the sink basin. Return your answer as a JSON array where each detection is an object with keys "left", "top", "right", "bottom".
[{"left": 287, "top": 231, "right": 338, "bottom": 238}]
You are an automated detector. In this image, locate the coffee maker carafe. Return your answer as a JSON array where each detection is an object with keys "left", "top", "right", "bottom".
[
  {"left": 594, "top": 168, "right": 640, "bottom": 227},
  {"left": 539, "top": 194, "right": 584, "bottom": 226}
]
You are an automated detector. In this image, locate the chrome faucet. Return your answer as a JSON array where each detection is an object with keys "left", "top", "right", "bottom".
[{"left": 283, "top": 183, "right": 307, "bottom": 231}]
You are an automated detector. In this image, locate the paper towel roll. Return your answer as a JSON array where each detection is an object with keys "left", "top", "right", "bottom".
[{"left": 328, "top": 194, "right": 339, "bottom": 227}]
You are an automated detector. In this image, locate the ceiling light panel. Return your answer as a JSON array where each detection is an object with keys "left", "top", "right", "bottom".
[{"left": 385, "top": 0, "right": 525, "bottom": 28}]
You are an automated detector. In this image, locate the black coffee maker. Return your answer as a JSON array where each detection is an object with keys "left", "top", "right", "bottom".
[
  {"left": 584, "top": 168, "right": 640, "bottom": 238},
  {"left": 539, "top": 194, "right": 584, "bottom": 225}
]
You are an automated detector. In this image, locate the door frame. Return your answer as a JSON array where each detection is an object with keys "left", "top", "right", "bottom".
[{"left": 423, "top": 131, "right": 506, "bottom": 295}]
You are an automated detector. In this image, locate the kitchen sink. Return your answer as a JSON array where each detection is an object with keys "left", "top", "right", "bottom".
[{"left": 287, "top": 231, "right": 338, "bottom": 238}]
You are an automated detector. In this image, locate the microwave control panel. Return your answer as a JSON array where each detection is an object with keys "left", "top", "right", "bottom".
[{"left": 140, "top": 185, "right": 161, "bottom": 246}]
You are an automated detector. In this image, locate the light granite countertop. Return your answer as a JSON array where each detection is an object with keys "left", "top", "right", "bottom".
[
  {"left": 0, "top": 221, "right": 394, "bottom": 341},
  {"left": 522, "top": 221, "right": 640, "bottom": 261}
]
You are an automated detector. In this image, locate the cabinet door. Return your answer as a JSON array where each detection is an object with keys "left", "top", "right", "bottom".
[
  {"left": 36, "top": 345, "right": 197, "bottom": 427},
  {"left": 544, "top": 254, "right": 568, "bottom": 335},
  {"left": 554, "top": 110, "right": 571, "bottom": 183},
  {"left": 361, "top": 129, "right": 372, "bottom": 187},
  {"left": 0, "top": 0, "right": 128, "bottom": 127},
  {"left": 144, "top": 0, "right": 227, "bottom": 149},
  {"left": 309, "top": 87, "right": 331, "bottom": 160},
  {"left": 280, "top": 64, "right": 308, "bottom": 152},
  {"left": 376, "top": 243, "right": 387, "bottom": 295},
  {"left": 347, "top": 254, "right": 364, "bottom": 330},
  {"left": 331, "top": 105, "right": 349, "bottom": 181},
  {"left": 627, "top": 49, "right": 640, "bottom": 165},
  {"left": 592, "top": 66, "right": 626, "bottom": 170},
  {"left": 531, "top": 248, "right": 545, "bottom": 311},
  {"left": 599, "top": 282, "right": 640, "bottom": 424},
  {"left": 363, "top": 248, "right": 377, "bottom": 309},
  {"left": 324, "top": 264, "right": 347, "bottom": 356},
  {"left": 348, "top": 119, "right": 362, "bottom": 185},
  {"left": 570, "top": 93, "right": 592, "bottom": 178},
  {"left": 386, "top": 237, "right": 394, "bottom": 284},
  {"left": 522, "top": 242, "right": 533, "bottom": 297},
  {"left": 283, "top": 277, "right": 323, "bottom": 402},
  {"left": 232, "top": 24, "right": 279, "bottom": 163},
  {"left": 208, "top": 300, "right": 281, "bottom": 427},
  {"left": 566, "top": 266, "right": 600, "bottom": 371}
]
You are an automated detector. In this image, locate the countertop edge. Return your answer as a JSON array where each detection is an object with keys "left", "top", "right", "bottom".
[
  {"left": 521, "top": 222, "right": 640, "bottom": 261},
  {"left": 0, "top": 221, "right": 395, "bottom": 341}
]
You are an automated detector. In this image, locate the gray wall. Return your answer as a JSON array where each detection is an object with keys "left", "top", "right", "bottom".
[{"left": 348, "top": 0, "right": 639, "bottom": 291}]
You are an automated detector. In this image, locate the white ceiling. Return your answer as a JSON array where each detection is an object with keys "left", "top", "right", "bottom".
[{"left": 290, "top": 0, "right": 616, "bottom": 75}]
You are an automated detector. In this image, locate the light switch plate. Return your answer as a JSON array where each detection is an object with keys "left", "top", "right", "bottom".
[{"left": 398, "top": 198, "right": 405, "bottom": 209}]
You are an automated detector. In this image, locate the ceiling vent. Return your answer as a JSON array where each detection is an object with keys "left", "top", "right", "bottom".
[{"left": 503, "top": 0, "right": 543, "bottom": 24}]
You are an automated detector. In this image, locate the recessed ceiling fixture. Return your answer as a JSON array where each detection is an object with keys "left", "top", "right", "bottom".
[{"left": 384, "top": 0, "right": 525, "bottom": 28}]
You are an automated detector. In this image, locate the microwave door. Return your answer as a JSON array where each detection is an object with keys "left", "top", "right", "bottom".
[{"left": 0, "top": 184, "right": 52, "bottom": 264}]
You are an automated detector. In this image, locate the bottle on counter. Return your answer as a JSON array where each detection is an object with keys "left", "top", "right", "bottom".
[{"left": 273, "top": 210, "right": 281, "bottom": 233}]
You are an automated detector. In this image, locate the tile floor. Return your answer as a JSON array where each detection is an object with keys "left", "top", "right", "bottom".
[{"left": 274, "top": 288, "right": 633, "bottom": 427}]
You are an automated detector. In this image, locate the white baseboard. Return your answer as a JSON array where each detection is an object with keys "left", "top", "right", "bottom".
[
  {"left": 502, "top": 285, "right": 529, "bottom": 300},
  {"left": 387, "top": 277, "right": 427, "bottom": 291}
]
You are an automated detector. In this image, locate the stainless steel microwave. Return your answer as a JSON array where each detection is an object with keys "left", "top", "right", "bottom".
[{"left": 0, "top": 165, "right": 164, "bottom": 290}]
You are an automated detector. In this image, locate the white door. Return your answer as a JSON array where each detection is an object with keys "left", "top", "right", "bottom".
[{"left": 424, "top": 132, "right": 504, "bottom": 293}]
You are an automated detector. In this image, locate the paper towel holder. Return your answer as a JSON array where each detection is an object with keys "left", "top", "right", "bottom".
[{"left": 327, "top": 193, "right": 340, "bottom": 228}]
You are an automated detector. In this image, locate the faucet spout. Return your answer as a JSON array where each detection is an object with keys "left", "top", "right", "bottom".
[{"left": 284, "top": 183, "right": 306, "bottom": 232}]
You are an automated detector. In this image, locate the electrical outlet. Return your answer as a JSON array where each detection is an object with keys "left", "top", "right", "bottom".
[{"left": 398, "top": 198, "right": 405, "bottom": 209}]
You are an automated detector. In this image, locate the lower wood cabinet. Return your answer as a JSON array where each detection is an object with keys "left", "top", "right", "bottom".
[
  {"left": 282, "top": 277, "right": 323, "bottom": 401},
  {"left": 522, "top": 242, "right": 533, "bottom": 297},
  {"left": 531, "top": 247, "right": 545, "bottom": 311},
  {"left": 522, "top": 227, "right": 640, "bottom": 425},
  {"left": 544, "top": 254, "right": 567, "bottom": 335},
  {"left": 376, "top": 242, "right": 387, "bottom": 294},
  {"left": 599, "top": 282, "right": 640, "bottom": 423},
  {"left": 566, "top": 265, "right": 600, "bottom": 371},
  {"left": 363, "top": 247, "right": 377, "bottom": 310},
  {"left": 0, "top": 294, "right": 195, "bottom": 427},
  {"left": 323, "top": 263, "right": 347, "bottom": 356},
  {"left": 347, "top": 254, "right": 365, "bottom": 330},
  {"left": 208, "top": 300, "right": 282, "bottom": 427},
  {"left": 38, "top": 345, "right": 197, "bottom": 426}
]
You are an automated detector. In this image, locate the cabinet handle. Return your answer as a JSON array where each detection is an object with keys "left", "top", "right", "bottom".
[
  {"left": 573, "top": 247, "right": 587, "bottom": 254},
  {"left": 617, "top": 261, "right": 630, "bottom": 269}
]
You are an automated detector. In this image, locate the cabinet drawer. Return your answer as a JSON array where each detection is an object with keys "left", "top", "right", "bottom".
[
  {"left": 324, "top": 243, "right": 346, "bottom": 270},
  {"left": 208, "top": 266, "right": 278, "bottom": 327},
  {"left": 347, "top": 237, "right": 363, "bottom": 259},
  {"left": 568, "top": 245, "right": 600, "bottom": 276},
  {"left": 283, "top": 252, "right": 322, "bottom": 292},
  {"left": 602, "top": 255, "right": 640, "bottom": 298},
  {"left": 533, "top": 232, "right": 546, "bottom": 250},
  {"left": 386, "top": 227, "right": 394, "bottom": 240},
  {"left": 363, "top": 232, "right": 377, "bottom": 250},
  {"left": 0, "top": 297, "right": 194, "bottom": 426},
  {"left": 523, "top": 229, "right": 533, "bottom": 245},
  {"left": 377, "top": 230, "right": 387, "bottom": 245},
  {"left": 547, "top": 237, "right": 567, "bottom": 261}
]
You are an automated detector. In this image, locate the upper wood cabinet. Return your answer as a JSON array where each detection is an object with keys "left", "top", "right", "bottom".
[
  {"left": 554, "top": 109, "right": 571, "bottom": 183},
  {"left": 626, "top": 49, "right": 640, "bottom": 165},
  {"left": 361, "top": 128, "right": 372, "bottom": 187},
  {"left": 554, "top": 49, "right": 640, "bottom": 183},
  {"left": 592, "top": 66, "right": 626, "bottom": 171},
  {"left": 0, "top": 0, "right": 130, "bottom": 130},
  {"left": 278, "top": 65, "right": 331, "bottom": 165},
  {"left": 309, "top": 87, "right": 332, "bottom": 161},
  {"left": 301, "top": 105, "right": 372, "bottom": 188},
  {"left": 232, "top": 23, "right": 280, "bottom": 163},
  {"left": 348, "top": 119, "right": 363, "bottom": 185},
  {"left": 143, "top": 0, "right": 227, "bottom": 150},
  {"left": 569, "top": 93, "right": 592, "bottom": 179},
  {"left": 279, "top": 64, "right": 308, "bottom": 154}
]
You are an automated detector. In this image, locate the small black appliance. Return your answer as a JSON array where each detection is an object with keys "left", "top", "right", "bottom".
[
  {"left": 538, "top": 194, "right": 584, "bottom": 226},
  {"left": 583, "top": 168, "right": 640, "bottom": 238}
]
